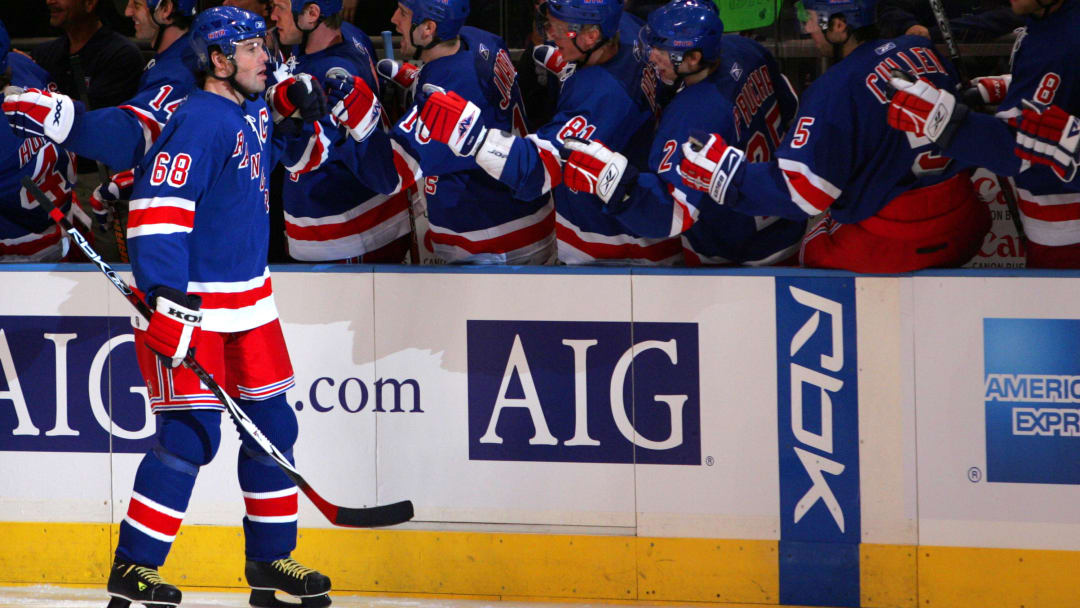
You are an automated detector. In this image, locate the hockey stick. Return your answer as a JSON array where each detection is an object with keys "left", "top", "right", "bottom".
[
  {"left": 22, "top": 176, "right": 414, "bottom": 528},
  {"left": 926, "top": 0, "right": 1027, "bottom": 246},
  {"left": 383, "top": 29, "right": 423, "bottom": 265}
]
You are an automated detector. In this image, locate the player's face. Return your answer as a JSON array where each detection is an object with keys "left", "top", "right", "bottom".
[
  {"left": 271, "top": 0, "right": 302, "bottom": 45},
  {"left": 544, "top": 16, "right": 584, "bottom": 61},
  {"left": 392, "top": 4, "right": 418, "bottom": 56},
  {"left": 231, "top": 38, "right": 270, "bottom": 96},
  {"left": 648, "top": 48, "right": 678, "bottom": 85},
  {"left": 125, "top": 0, "right": 159, "bottom": 41},
  {"left": 46, "top": 0, "right": 92, "bottom": 28}
]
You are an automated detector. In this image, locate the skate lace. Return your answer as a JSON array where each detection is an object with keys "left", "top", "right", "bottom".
[
  {"left": 134, "top": 566, "right": 168, "bottom": 585},
  {"left": 272, "top": 558, "right": 315, "bottom": 580}
]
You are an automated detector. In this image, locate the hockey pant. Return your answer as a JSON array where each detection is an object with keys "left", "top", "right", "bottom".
[
  {"left": 118, "top": 321, "right": 300, "bottom": 567},
  {"left": 800, "top": 171, "right": 991, "bottom": 272}
]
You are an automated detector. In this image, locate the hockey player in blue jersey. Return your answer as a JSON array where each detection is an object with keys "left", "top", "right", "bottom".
[
  {"left": 0, "top": 20, "right": 78, "bottom": 261},
  {"left": 327, "top": 0, "right": 556, "bottom": 264},
  {"left": 419, "top": 0, "right": 680, "bottom": 264},
  {"left": 561, "top": 0, "right": 806, "bottom": 265},
  {"left": 271, "top": 0, "right": 413, "bottom": 263},
  {"left": 886, "top": 0, "right": 1080, "bottom": 267},
  {"left": 677, "top": 0, "right": 990, "bottom": 272},
  {"left": 102, "top": 8, "right": 332, "bottom": 608},
  {"left": 4, "top": 0, "right": 200, "bottom": 175}
]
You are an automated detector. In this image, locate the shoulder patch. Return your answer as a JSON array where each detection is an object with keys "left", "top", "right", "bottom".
[
  {"left": 730, "top": 61, "right": 743, "bottom": 81},
  {"left": 478, "top": 43, "right": 490, "bottom": 60}
]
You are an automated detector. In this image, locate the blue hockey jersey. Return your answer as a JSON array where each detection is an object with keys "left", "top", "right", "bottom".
[
  {"left": 0, "top": 52, "right": 76, "bottom": 261},
  {"left": 942, "top": 0, "right": 1080, "bottom": 249},
  {"left": 357, "top": 26, "right": 555, "bottom": 264},
  {"left": 281, "top": 23, "right": 411, "bottom": 261},
  {"left": 65, "top": 34, "right": 200, "bottom": 171},
  {"left": 486, "top": 39, "right": 677, "bottom": 264},
  {"left": 128, "top": 91, "right": 279, "bottom": 333},
  {"left": 605, "top": 35, "right": 805, "bottom": 265},
  {"left": 730, "top": 36, "right": 967, "bottom": 225}
]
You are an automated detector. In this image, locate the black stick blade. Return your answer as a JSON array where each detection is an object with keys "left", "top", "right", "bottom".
[{"left": 335, "top": 500, "right": 414, "bottom": 528}]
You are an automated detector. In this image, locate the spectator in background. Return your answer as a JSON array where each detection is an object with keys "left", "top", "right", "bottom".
[
  {"left": 876, "top": 0, "right": 1022, "bottom": 41},
  {"left": 32, "top": 0, "right": 145, "bottom": 111}
]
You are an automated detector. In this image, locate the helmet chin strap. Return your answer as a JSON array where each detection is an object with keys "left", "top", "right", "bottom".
[
  {"left": 209, "top": 57, "right": 260, "bottom": 102},
  {"left": 408, "top": 22, "right": 442, "bottom": 61},
  {"left": 570, "top": 31, "right": 607, "bottom": 67}
]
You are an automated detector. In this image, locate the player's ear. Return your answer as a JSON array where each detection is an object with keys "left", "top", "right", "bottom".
[
  {"left": 683, "top": 50, "right": 703, "bottom": 72},
  {"left": 157, "top": 0, "right": 175, "bottom": 23},
  {"left": 304, "top": 2, "right": 321, "bottom": 22}
]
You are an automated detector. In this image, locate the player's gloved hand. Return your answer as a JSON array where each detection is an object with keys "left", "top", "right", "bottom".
[
  {"left": 1015, "top": 101, "right": 1080, "bottom": 183},
  {"left": 89, "top": 169, "right": 134, "bottom": 231},
  {"left": 266, "top": 73, "right": 328, "bottom": 124},
  {"left": 376, "top": 58, "right": 420, "bottom": 90},
  {"left": 325, "top": 72, "right": 382, "bottom": 142},
  {"left": 2, "top": 87, "right": 78, "bottom": 143},
  {"left": 532, "top": 44, "right": 574, "bottom": 81},
  {"left": 961, "top": 74, "right": 1011, "bottom": 106},
  {"left": 418, "top": 84, "right": 487, "bottom": 157},
  {"left": 143, "top": 287, "right": 202, "bottom": 369},
  {"left": 677, "top": 131, "right": 745, "bottom": 205},
  {"left": 563, "top": 137, "right": 633, "bottom": 204},
  {"left": 886, "top": 74, "right": 968, "bottom": 148}
]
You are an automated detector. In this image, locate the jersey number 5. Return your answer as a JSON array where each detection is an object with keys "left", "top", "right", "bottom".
[{"left": 150, "top": 152, "right": 193, "bottom": 187}]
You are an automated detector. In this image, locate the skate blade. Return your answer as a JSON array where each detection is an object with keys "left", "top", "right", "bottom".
[
  {"left": 107, "top": 592, "right": 180, "bottom": 608},
  {"left": 249, "top": 588, "right": 331, "bottom": 608}
]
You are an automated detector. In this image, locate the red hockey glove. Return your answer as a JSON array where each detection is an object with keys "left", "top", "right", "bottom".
[
  {"left": 677, "top": 131, "right": 745, "bottom": 205},
  {"left": 89, "top": 169, "right": 134, "bottom": 231},
  {"left": 143, "top": 287, "right": 202, "bottom": 369},
  {"left": 1015, "top": 101, "right": 1080, "bottom": 183},
  {"left": 376, "top": 58, "right": 420, "bottom": 90},
  {"left": 887, "top": 75, "right": 967, "bottom": 147},
  {"left": 563, "top": 138, "right": 631, "bottom": 204},
  {"left": 532, "top": 44, "right": 574, "bottom": 82},
  {"left": 325, "top": 72, "right": 382, "bottom": 142},
  {"left": 2, "top": 87, "right": 77, "bottom": 142},
  {"left": 266, "top": 73, "right": 328, "bottom": 123},
  {"left": 418, "top": 84, "right": 487, "bottom": 157},
  {"left": 968, "top": 75, "right": 1011, "bottom": 105}
]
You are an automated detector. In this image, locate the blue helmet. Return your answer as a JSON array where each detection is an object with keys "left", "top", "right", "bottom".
[
  {"left": 190, "top": 7, "right": 267, "bottom": 71},
  {"left": 401, "top": 0, "right": 470, "bottom": 40},
  {"left": 639, "top": 0, "right": 724, "bottom": 65},
  {"left": 295, "top": 0, "right": 343, "bottom": 17},
  {"left": 545, "top": 0, "right": 623, "bottom": 40},
  {"left": 147, "top": 0, "right": 199, "bottom": 18},
  {"left": 803, "top": 0, "right": 878, "bottom": 30},
  {"left": 0, "top": 20, "right": 9, "bottom": 75}
]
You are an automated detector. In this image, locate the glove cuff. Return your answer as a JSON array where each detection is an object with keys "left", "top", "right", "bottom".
[
  {"left": 708, "top": 147, "right": 746, "bottom": 205},
  {"left": 476, "top": 129, "right": 515, "bottom": 180}
]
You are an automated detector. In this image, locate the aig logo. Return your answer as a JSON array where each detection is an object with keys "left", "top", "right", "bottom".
[
  {"left": 0, "top": 316, "right": 154, "bottom": 454},
  {"left": 466, "top": 320, "right": 700, "bottom": 464},
  {"left": 776, "top": 278, "right": 860, "bottom": 545}
]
